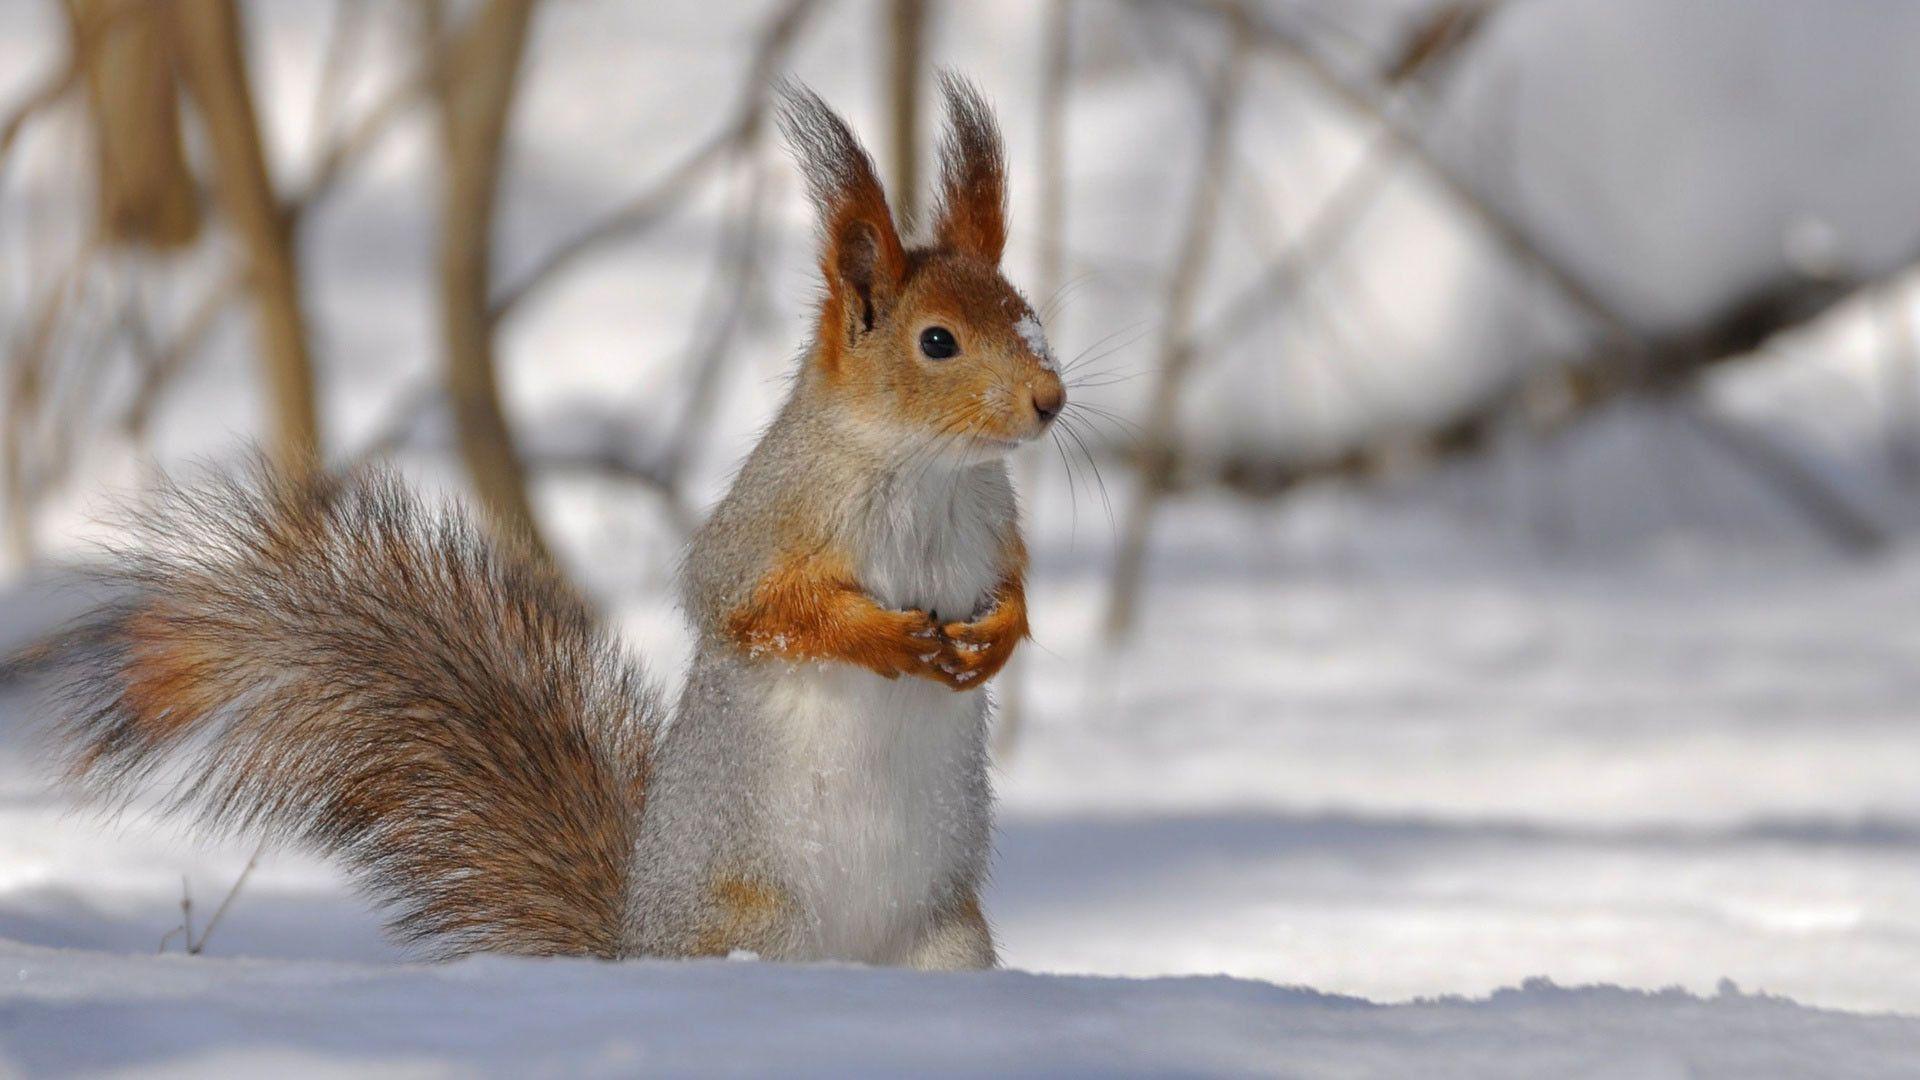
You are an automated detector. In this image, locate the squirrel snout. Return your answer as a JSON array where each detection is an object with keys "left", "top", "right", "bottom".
[{"left": 1030, "top": 379, "right": 1065, "bottom": 424}]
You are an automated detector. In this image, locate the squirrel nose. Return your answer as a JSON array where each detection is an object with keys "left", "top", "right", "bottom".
[{"left": 1030, "top": 379, "right": 1065, "bottom": 423}]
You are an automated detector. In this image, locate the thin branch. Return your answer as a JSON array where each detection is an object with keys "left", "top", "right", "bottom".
[
  {"left": 3, "top": 241, "right": 97, "bottom": 565},
  {"left": 305, "top": 0, "right": 369, "bottom": 165},
  {"left": 655, "top": 144, "right": 776, "bottom": 484},
  {"left": 1675, "top": 397, "right": 1887, "bottom": 555},
  {"left": 520, "top": 444, "right": 698, "bottom": 535},
  {"left": 186, "top": 845, "right": 264, "bottom": 956},
  {"left": 168, "top": 0, "right": 322, "bottom": 472},
  {"left": 289, "top": 16, "right": 446, "bottom": 218},
  {"left": 0, "top": 43, "right": 80, "bottom": 180},
  {"left": 434, "top": 0, "right": 549, "bottom": 558},
  {"left": 122, "top": 270, "right": 248, "bottom": 441},
  {"left": 998, "top": 0, "right": 1075, "bottom": 758},
  {"left": 488, "top": 0, "right": 817, "bottom": 324},
  {"left": 1105, "top": 4, "right": 1249, "bottom": 640},
  {"left": 490, "top": 130, "right": 733, "bottom": 324},
  {"left": 885, "top": 0, "right": 928, "bottom": 227},
  {"left": 1144, "top": 0, "right": 1637, "bottom": 356},
  {"left": 338, "top": 378, "right": 440, "bottom": 468}
]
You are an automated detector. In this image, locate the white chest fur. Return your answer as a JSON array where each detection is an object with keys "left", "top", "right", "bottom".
[{"left": 755, "top": 463, "right": 1008, "bottom": 962}]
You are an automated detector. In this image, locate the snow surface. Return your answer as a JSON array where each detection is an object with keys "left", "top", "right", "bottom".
[
  {"left": 9, "top": 941, "right": 1920, "bottom": 1079},
  {"left": 1014, "top": 313, "right": 1057, "bottom": 371},
  {"left": 11, "top": 493, "right": 1920, "bottom": 1074}
]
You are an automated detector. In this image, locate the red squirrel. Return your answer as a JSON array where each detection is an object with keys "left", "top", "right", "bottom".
[{"left": 41, "top": 76, "right": 1063, "bottom": 968}]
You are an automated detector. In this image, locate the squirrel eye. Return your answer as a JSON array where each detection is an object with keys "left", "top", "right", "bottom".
[{"left": 919, "top": 326, "right": 959, "bottom": 360}]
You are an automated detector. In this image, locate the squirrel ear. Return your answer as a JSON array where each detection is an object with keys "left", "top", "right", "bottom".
[
  {"left": 931, "top": 73, "right": 1007, "bottom": 264},
  {"left": 777, "top": 82, "right": 907, "bottom": 341}
]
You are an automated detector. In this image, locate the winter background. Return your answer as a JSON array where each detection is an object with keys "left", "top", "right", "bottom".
[{"left": 6, "top": 0, "right": 1920, "bottom": 1075}]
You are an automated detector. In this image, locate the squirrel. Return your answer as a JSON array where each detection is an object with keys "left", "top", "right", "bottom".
[{"left": 34, "top": 76, "right": 1064, "bottom": 970}]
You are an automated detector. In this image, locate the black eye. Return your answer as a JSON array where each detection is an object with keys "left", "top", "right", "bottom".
[{"left": 919, "top": 326, "right": 959, "bottom": 360}]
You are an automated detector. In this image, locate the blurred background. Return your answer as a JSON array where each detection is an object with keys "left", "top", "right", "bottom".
[{"left": 6, "top": 0, "right": 1920, "bottom": 1015}]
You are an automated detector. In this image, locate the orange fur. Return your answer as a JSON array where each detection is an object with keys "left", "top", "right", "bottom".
[
  {"left": 933, "top": 536, "right": 1028, "bottom": 690},
  {"left": 695, "top": 875, "right": 791, "bottom": 956},
  {"left": 936, "top": 573, "right": 1027, "bottom": 690},
  {"left": 727, "top": 541, "right": 1028, "bottom": 692},
  {"left": 726, "top": 551, "right": 947, "bottom": 681},
  {"left": 830, "top": 254, "right": 1065, "bottom": 448},
  {"left": 117, "top": 607, "right": 223, "bottom": 748}
]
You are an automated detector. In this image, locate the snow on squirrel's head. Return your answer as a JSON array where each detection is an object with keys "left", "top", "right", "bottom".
[{"left": 778, "top": 74, "right": 1065, "bottom": 461}]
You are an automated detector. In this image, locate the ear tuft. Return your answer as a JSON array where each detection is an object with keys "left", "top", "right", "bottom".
[
  {"left": 776, "top": 81, "right": 906, "bottom": 343},
  {"left": 931, "top": 72, "right": 1008, "bottom": 263}
]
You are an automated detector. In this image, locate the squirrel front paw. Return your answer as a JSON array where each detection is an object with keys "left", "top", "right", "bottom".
[
  {"left": 921, "top": 612, "right": 1020, "bottom": 691},
  {"left": 875, "top": 607, "right": 955, "bottom": 682},
  {"left": 878, "top": 607, "right": 1008, "bottom": 690}
]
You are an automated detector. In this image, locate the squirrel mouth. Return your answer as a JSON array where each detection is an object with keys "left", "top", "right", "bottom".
[{"left": 973, "top": 435, "right": 1026, "bottom": 452}]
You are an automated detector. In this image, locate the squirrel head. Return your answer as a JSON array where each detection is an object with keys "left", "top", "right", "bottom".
[{"left": 779, "top": 75, "right": 1065, "bottom": 461}]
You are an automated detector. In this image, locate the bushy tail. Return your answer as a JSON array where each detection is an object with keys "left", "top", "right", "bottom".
[{"left": 42, "top": 460, "right": 660, "bottom": 959}]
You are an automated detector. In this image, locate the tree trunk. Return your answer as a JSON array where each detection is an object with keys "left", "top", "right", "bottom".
[
  {"left": 885, "top": 0, "right": 926, "bottom": 228},
  {"left": 168, "top": 0, "right": 320, "bottom": 473},
  {"left": 435, "top": 0, "right": 550, "bottom": 561},
  {"left": 67, "top": 0, "right": 200, "bottom": 249}
]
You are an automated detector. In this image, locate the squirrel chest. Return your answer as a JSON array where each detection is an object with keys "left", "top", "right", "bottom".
[{"left": 752, "top": 468, "right": 1006, "bottom": 963}]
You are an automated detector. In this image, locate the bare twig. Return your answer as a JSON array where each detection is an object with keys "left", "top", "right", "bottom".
[
  {"left": 885, "top": 0, "right": 928, "bottom": 227},
  {"left": 0, "top": 44, "right": 80, "bottom": 180},
  {"left": 521, "top": 444, "right": 698, "bottom": 535},
  {"left": 1878, "top": 283, "right": 1920, "bottom": 486},
  {"left": 186, "top": 845, "right": 264, "bottom": 956},
  {"left": 290, "top": 12, "right": 447, "bottom": 217},
  {"left": 305, "top": 0, "right": 369, "bottom": 165},
  {"left": 168, "top": 0, "right": 322, "bottom": 473},
  {"left": 488, "top": 0, "right": 817, "bottom": 324},
  {"left": 491, "top": 133, "right": 732, "bottom": 324},
  {"left": 656, "top": 147, "right": 776, "bottom": 483},
  {"left": 1381, "top": 0, "right": 1496, "bottom": 86},
  {"left": 122, "top": 270, "right": 249, "bottom": 441},
  {"left": 1676, "top": 397, "right": 1887, "bottom": 555},
  {"left": 1156, "top": 0, "right": 1637, "bottom": 353},
  {"left": 997, "top": 0, "right": 1075, "bottom": 758},
  {"left": 434, "top": 0, "right": 549, "bottom": 558},
  {"left": 339, "top": 379, "right": 441, "bottom": 468},
  {"left": 1105, "top": 4, "right": 1249, "bottom": 640},
  {"left": 156, "top": 845, "right": 263, "bottom": 956},
  {"left": 158, "top": 876, "right": 194, "bottom": 954},
  {"left": 4, "top": 241, "right": 97, "bottom": 565}
]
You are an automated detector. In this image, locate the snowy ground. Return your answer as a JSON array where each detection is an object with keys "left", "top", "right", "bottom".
[
  {"left": 9, "top": 484, "right": 1920, "bottom": 1074},
  {"left": 12, "top": 942, "right": 1920, "bottom": 1079}
]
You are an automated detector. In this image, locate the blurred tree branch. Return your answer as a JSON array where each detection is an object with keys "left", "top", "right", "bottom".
[
  {"left": 121, "top": 271, "right": 249, "bottom": 441},
  {"left": 1100, "top": 0, "right": 1891, "bottom": 624},
  {"left": 885, "top": 0, "right": 927, "bottom": 228},
  {"left": 67, "top": 0, "right": 200, "bottom": 248},
  {"left": 432, "top": 0, "right": 550, "bottom": 560},
  {"left": 168, "top": 0, "right": 322, "bottom": 474},
  {"left": 1105, "top": 2, "right": 1246, "bottom": 640},
  {"left": 4, "top": 244, "right": 97, "bottom": 564},
  {"left": 489, "top": 0, "right": 817, "bottom": 325},
  {"left": 996, "top": 0, "right": 1075, "bottom": 757}
]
